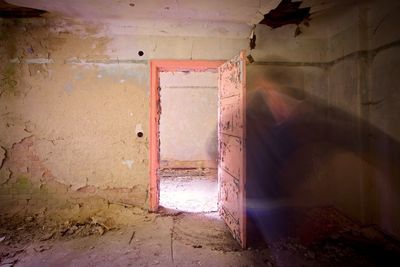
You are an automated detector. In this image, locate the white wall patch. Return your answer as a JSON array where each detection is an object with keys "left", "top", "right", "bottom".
[{"left": 122, "top": 160, "right": 134, "bottom": 169}]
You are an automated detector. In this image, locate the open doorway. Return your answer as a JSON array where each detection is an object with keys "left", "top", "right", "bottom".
[
  {"left": 149, "top": 60, "right": 223, "bottom": 213},
  {"left": 150, "top": 54, "right": 247, "bottom": 248},
  {"left": 158, "top": 71, "right": 218, "bottom": 212}
]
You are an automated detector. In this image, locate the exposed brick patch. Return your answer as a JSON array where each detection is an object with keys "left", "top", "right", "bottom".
[
  {"left": 4, "top": 136, "right": 55, "bottom": 184},
  {"left": 76, "top": 185, "right": 97, "bottom": 194}
]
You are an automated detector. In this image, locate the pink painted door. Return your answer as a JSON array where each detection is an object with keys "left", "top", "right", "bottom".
[{"left": 218, "top": 51, "right": 246, "bottom": 248}]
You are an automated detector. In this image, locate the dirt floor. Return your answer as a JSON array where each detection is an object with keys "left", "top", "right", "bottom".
[{"left": 1, "top": 204, "right": 400, "bottom": 267}]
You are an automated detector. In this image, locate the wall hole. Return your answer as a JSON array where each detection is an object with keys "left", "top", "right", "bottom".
[
  {"left": 137, "top": 132, "right": 143, "bottom": 138},
  {"left": 138, "top": 50, "right": 144, "bottom": 57}
]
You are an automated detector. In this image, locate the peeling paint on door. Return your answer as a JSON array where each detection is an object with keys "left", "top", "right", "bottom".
[{"left": 218, "top": 51, "right": 247, "bottom": 248}]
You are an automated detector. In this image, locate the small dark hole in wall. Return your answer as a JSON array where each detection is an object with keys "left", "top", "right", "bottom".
[
  {"left": 129, "top": 3, "right": 135, "bottom": 7},
  {"left": 137, "top": 132, "right": 143, "bottom": 138},
  {"left": 138, "top": 50, "right": 144, "bottom": 56}
]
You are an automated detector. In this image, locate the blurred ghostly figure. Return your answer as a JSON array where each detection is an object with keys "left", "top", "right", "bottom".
[
  {"left": 245, "top": 74, "right": 400, "bottom": 244},
  {"left": 246, "top": 84, "right": 308, "bottom": 242}
]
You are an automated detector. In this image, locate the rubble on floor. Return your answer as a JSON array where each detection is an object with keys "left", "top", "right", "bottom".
[
  {"left": 159, "top": 168, "right": 217, "bottom": 178},
  {"left": 0, "top": 205, "right": 399, "bottom": 266},
  {"left": 0, "top": 206, "right": 267, "bottom": 267},
  {"left": 0, "top": 208, "right": 118, "bottom": 266},
  {"left": 250, "top": 206, "right": 400, "bottom": 266}
]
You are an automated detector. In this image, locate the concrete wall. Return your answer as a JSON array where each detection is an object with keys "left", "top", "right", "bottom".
[
  {"left": 246, "top": 0, "right": 400, "bottom": 239},
  {"left": 322, "top": 0, "right": 400, "bottom": 237},
  {"left": 366, "top": 0, "right": 400, "bottom": 237},
  {"left": 159, "top": 71, "right": 218, "bottom": 168}
]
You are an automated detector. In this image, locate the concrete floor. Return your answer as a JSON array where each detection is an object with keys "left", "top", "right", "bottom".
[
  {"left": 0, "top": 209, "right": 271, "bottom": 267},
  {"left": 1, "top": 205, "right": 400, "bottom": 267}
]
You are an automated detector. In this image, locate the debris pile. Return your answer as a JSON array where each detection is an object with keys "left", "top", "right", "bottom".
[
  {"left": 0, "top": 211, "right": 118, "bottom": 266},
  {"left": 270, "top": 207, "right": 400, "bottom": 266},
  {"left": 60, "top": 216, "right": 116, "bottom": 238}
]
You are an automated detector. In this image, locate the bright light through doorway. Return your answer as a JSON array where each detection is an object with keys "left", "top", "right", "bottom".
[
  {"left": 160, "top": 170, "right": 218, "bottom": 213},
  {"left": 158, "top": 70, "right": 218, "bottom": 213}
]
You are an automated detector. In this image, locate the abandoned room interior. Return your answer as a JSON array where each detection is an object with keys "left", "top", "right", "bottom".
[{"left": 1, "top": 0, "right": 400, "bottom": 266}]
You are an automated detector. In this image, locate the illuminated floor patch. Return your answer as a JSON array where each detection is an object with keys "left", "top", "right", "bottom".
[{"left": 160, "top": 175, "right": 218, "bottom": 213}]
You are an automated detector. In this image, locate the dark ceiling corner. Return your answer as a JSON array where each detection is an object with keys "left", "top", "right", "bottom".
[
  {"left": 259, "top": 0, "right": 311, "bottom": 28},
  {"left": 0, "top": 0, "right": 47, "bottom": 18}
]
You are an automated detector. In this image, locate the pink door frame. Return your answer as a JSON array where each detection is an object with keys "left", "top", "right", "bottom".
[{"left": 149, "top": 60, "right": 224, "bottom": 212}]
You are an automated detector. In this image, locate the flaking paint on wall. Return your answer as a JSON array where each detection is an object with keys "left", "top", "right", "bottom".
[
  {"left": 0, "top": 13, "right": 333, "bottom": 215},
  {"left": 0, "top": 18, "right": 150, "bottom": 211}
]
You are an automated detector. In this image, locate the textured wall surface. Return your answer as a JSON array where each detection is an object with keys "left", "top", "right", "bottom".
[
  {"left": 0, "top": 18, "right": 151, "bottom": 211},
  {"left": 323, "top": 0, "right": 400, "bottom": 236},
  {"left": 0, "top": 16, "right": 252, "bottom": 213}
]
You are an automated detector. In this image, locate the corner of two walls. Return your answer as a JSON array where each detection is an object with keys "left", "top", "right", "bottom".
[
  {"left": 246, "top": 0, "right": 400, "bottom": 239},
  {"left": 364, "top": 0, "right": 400, "bottom": 237},
  {"left": 323, "top": 0, "right": 400, "bottom": 238}
]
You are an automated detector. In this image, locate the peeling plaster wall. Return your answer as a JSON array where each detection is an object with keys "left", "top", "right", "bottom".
[
  {"left": 159, "top": 71, "right": 218, "bottom": 168},
  {"left": 0, "top": 16, "right": 253, "bottom": 213},
  {"left": 0, "top": 18, "right": 151, "bottom": 211},
  {"left": 0, "top": 5, "right": 329, "bottom": 215},
  {"left": 0, "top": 11, "right": 328, "bottom": 214},
  {"left": 0, "top": 13, "right": 327, "bottom": 214}
]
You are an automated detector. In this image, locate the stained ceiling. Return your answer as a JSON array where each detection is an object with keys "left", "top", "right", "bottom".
[
  {"left": 2, "top": 0, "right": 363, "bottom": 37},
  {"left": 0, "top": 0, "right": 46, "bottom": 18},
  {"left": 5, "top": 0, "right": 279, "bottom": 24}
]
